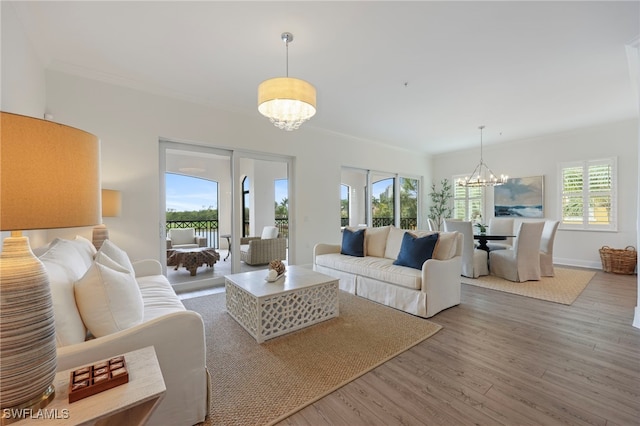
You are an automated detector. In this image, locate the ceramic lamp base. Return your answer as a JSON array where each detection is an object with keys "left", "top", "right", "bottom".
[{"left": 0, "top": 236, "right": 57, "bottom": 421}]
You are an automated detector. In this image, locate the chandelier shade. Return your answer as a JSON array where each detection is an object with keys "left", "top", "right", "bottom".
[
  {"left": 457, "top": 126, "right": 508, "bottom": 187},
  {"left": 258, "top": 77, "right": 316, "bottom": 131},
  {"left": 258, "top": 32, "right": 316, "bottom": 131}
]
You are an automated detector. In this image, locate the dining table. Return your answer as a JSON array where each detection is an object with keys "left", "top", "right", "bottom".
[{"left": 473, "top": 234, "right": 515, "bottom": 252}]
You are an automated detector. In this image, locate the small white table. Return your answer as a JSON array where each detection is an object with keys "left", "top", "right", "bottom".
[
  {"left": 16, "top": 346, "right": 165, "bottom": 426},
  {"left": 225, "top": 266, "right": 339, "bottom": 343}
]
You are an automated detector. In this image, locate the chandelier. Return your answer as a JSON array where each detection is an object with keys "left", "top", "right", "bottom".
[
  {"left": 458, "top": 126, "right": 508, "bottom": 187},
  {"left": 258, "top": 32, "right": 316, "bottom": 131}
]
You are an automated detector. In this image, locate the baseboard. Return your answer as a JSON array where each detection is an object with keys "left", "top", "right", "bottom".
[
  {"left": 634, "top": 307, "right": 640, "bottom": 329},
  {"left": 554, "top": 257, "right": 602, "bottom": 270}
]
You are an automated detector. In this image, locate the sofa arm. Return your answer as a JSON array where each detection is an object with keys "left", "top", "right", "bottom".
[
  {"left": 240, "top": 236, "right": 261, "bottom": 245},
  {"left": 313, "top": 243, "right": 341, "bottom": 259},
  {"left": 421, "top": 255, "right": 462, "bottom": 317},
  {"left": 57, "top": 311, "right": 208, "bottom": 426},
  {"left": 196, "top": 236, "right": 207, "bottom": 247},
  {"left": 132, "top": 259, "right": 163, "bottom": 277}
]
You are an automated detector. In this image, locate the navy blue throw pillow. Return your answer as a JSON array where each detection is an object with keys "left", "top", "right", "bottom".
[
  {"left": 341, "top": 228, "right": 365, "bottom": 257},
  {"left": 393, "top": 232, "right": 439, "bottom": 270}
]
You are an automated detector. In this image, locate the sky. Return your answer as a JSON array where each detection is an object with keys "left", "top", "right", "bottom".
[{"left": 166, "top": 173, "right": 288, "bottom": 212}]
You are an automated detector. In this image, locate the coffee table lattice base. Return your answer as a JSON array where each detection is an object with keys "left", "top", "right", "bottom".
[{"left": 226, "top": 280, "right": 338, "bottom": 343}]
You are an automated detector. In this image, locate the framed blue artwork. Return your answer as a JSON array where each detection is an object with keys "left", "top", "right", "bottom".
[{"left": 494, "top": 176, "right": 544, "bottom": 218}]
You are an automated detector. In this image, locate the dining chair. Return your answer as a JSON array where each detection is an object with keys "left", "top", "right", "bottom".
[
  {"left": 444, "top": 219, "right": 488, "bottom": 278},
  {"left": 427, "top": 218, "right": 437, "bottom": 231},
  {"left": 489, "top": 221, "right": 545, "bottom": 282},
  {"left": 486, "top": 218, "right": 515, "bottom": 251},
  {"left": 540, "top": 220, "right": 560, "bottom": 277}
]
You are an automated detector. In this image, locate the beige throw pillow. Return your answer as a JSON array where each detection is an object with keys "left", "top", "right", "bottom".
[
  {"left": 364, "top": 226, "right": 390, "bottom": 257},
  {"left": 75, "top": 253, "right": 144, "bottom": 337},
  {"left": 433, "top": 231, "right": 458, "bottom": 260}
]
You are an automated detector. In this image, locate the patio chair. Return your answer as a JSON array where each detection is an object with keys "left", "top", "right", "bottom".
[
  {"left": 167, "top": 228, "right": 207, "bottom": 249},
  {"left": 240, "top": 226, "right": 287, "bottom": 265}
]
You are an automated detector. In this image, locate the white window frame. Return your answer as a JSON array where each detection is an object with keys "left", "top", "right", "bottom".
[
  {"left": 558, "top": 157, "right": 617, "bottom": 232},
  {"left": 452, "top": 174, "right": 484, "bottom": 222}
]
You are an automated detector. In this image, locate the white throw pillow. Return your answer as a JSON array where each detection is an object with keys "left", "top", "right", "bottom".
[
  {"left": 97, "top": 239, "right": 134, "bottom": 275},
  {"left": 261, "top": 226, "right": 279, "bottom": 239},
  {"left": 39, "top": 238, "right": 90, "bottom": 347},
  {"left": 75, "top": 254, "right": 144, "bottom": 337}
]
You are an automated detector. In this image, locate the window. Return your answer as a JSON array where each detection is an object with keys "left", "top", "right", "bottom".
[
  {"left": 559, "top": 158, "right": 616, "bottom": 231},
  {"left": 400, "top": 177, "right": 418, "bottom": 230},
  {"left": 340, "top": 184, "right": 350, "bottom": 227},
  {"left": 452, "top": 174, "right": 483, "bottom": 221},
  {"left": 372, "top": 177, "right": 394, "bottom": 227}
]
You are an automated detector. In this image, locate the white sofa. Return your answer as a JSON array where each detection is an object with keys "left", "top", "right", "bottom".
[
  {"left": 37, "top": 236, "right": 209, "bottom": 426},
  {"left": 314, "top": 226, "right": 463, "bottom": 318}
]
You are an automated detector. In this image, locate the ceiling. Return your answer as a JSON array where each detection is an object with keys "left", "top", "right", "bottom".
[{"left": 9, "top": 1, "right": 639, "bottom": 154}]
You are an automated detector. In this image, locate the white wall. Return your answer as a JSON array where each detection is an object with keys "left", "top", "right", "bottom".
[
  {"left": 0, "top": 2, "right": 49, "bottom": 249},
  {"left": 39, "top": 71, "right": 430, "bottom": 265},
  {"left": 432, "top": 120, "right": 639, "bottom": 268}
]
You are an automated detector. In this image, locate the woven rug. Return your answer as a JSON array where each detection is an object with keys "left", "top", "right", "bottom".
[
  {"left": 461, "top": 267, "right": 595, "bottom": 305},
  {"left": 183, "top": 291, "right": 441, "bottom": 426}
]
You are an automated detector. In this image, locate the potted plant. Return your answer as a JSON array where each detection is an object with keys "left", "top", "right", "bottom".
[{"left": 428, "top": 178, "right": 452, "bottom": 231}]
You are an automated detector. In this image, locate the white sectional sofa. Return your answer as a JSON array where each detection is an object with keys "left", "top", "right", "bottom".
[
  {"left": 37, "top": 236, "right": 208, "bottom": 426},
  {"left": 314, "top": 226, "right": 462, "bottom": 318}
]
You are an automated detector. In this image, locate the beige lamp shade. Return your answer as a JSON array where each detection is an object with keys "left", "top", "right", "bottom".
[
  {"left": 101, "top": 189, "right": 122, "bottom": 217},
  {"left": 258, "top": 77, "right": 317, "bottom": 131},
  {"left": 0, "top": 112, "right": 101, "bottom": 231}
]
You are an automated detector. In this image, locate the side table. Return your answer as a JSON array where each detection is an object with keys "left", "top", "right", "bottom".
[{"left": 14, "top": 346, "right": 165, "bottom": 426}]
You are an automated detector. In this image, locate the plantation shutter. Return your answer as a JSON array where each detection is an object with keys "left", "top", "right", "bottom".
[{"left": 559, "top": 158, "right": 616, "bottom": 231}]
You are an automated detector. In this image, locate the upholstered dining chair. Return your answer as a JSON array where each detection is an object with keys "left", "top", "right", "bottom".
[
  {"left": 539, "top": 220, "right": 560, "bottom": 277},
  {"left": 489, "top": 221, "right": 545, "bottom": 282},
  {"left": 427, "top": 218, "right": 437, "bottom": 231},
  {"left": 444, "top": 219, "right": 488, "bottom": 278},
  {"left": 486, "top": 217, "right": 515, "bottom": 251}
]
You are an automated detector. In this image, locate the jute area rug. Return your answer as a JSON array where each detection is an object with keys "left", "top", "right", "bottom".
[
  {"left": 183, "top": 291, "right": 441, "bottom": 426},
  {"left": 460, "top": 267, "right": 595, "bottom": 305}
]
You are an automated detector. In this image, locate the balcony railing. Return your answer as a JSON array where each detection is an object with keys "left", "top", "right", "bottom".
[
  {"left": 372, "top": 217, "right": 418, "bottom": 230},
  {"left": 169, "top": 218, "right": 289, "bottom": 248}
]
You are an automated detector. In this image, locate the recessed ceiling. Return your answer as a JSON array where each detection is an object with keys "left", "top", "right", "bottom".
[{"left": 8, "top": 1, "right": 639, "bottom": 154}]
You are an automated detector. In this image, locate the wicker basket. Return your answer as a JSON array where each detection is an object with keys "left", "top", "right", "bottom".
[{"left": 599, "top": 246, "right": 637, "bottom": 274}]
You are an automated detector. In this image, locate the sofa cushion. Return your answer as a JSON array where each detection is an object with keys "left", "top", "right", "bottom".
[
  {"left": 137, "top": 275, "right": 186, "bottom": 322},
  {"left": 97, "top": 239, "right": 134, "bottom": 275},
  {"left": 75, "top": 253, "right": 144, "bottom": 337},
  {"left": 315, "top": 253, "right": 423, "bottom": 290},
  {"left": 40, "top": 238, "right": 91, "bottom": 347},
  {"left": 393, "top": 232, "right": 439, "bottom": 270},
  {"left": 365, "top": 226, "right": 390, "bottom": 257},
  {"left": 341, "top": 228, "right": 365, "bottom": 257}
]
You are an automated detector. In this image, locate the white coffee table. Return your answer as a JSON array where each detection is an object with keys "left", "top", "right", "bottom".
[{"left": 225, "top": 266, "right": 339, "bottom": 343}]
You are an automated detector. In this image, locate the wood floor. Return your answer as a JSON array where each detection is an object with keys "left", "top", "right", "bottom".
[{"left": 278, "top": 270, "right": 640, "bottom": 426}]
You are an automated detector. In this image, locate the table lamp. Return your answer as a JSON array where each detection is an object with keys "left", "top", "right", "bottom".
[
  {"left": 92, "top": 189, "right": 122, "bottom": 250},
  {"left": 0, "top": 112, "right": 100, "bottom": 422}
]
